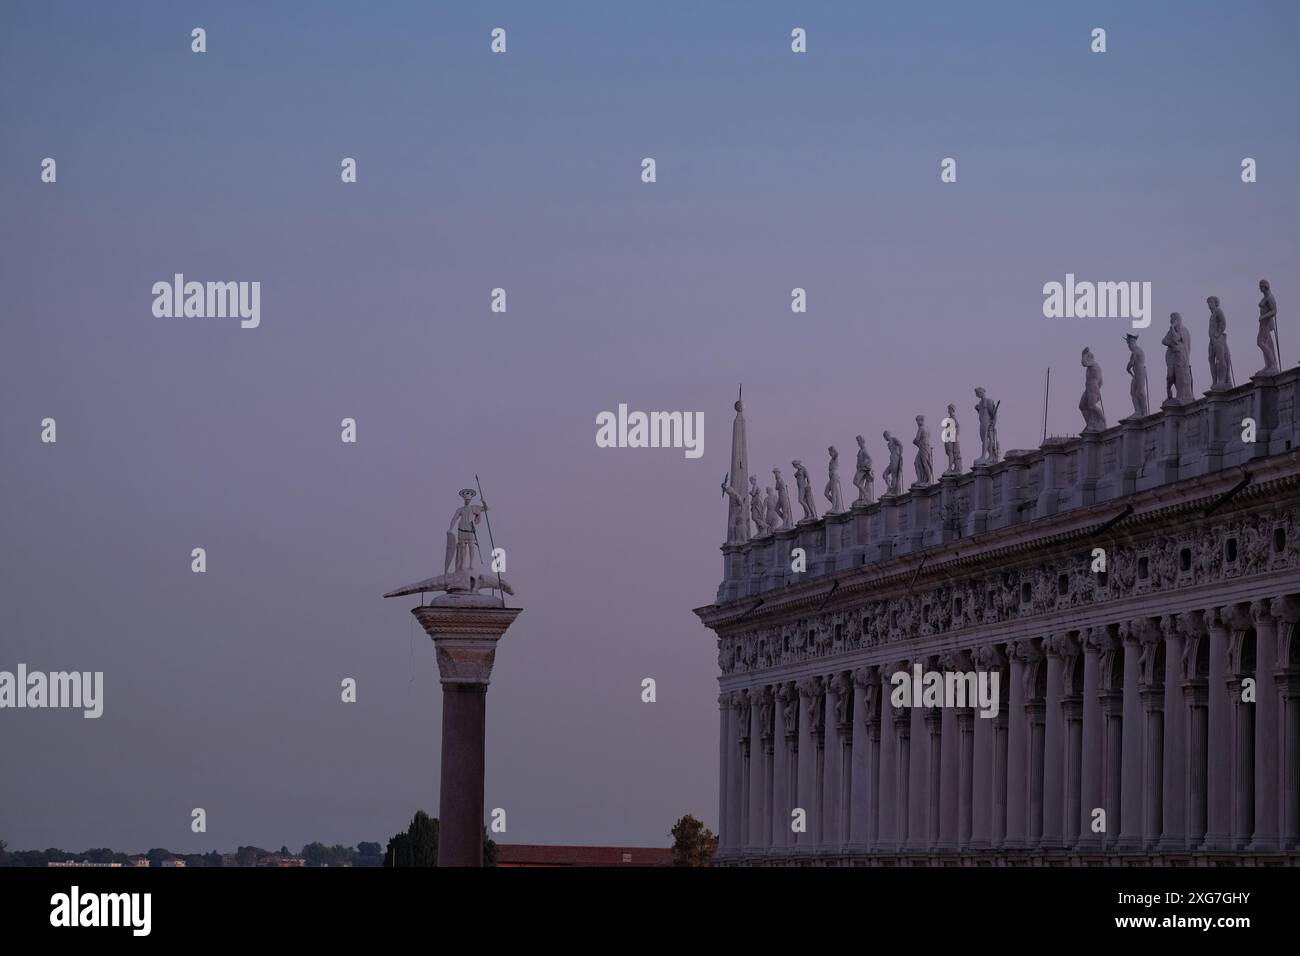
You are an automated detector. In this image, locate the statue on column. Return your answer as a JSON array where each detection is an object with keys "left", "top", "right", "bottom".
[
  {"left": 720, "top": 476, "right": 748, "bottom": 543},
  {"left": 383, "top": 487, "right": 515, "bottom": 598},
  {"left": 912, "top": 415, "right": 934, "bottom": 487},
  {"left": 942, "top": 403, "right": 962, "bottom": 474},
  {"left": 974, "top": 387, "right": 1000, "bottom": 465},
  {"left": 1079, "top": 347, "right": 1106, "bottom": 432},
  {"left": 773, "top": 467, "right": 794, "bottom": 530},
  {"left": 824, "top": 446, "right": 844, "bottom": 514},
  {"left": 793, "top": 460, "right": 818, "bottom": 521},
  {"left": 1257, "top": 278, "right": 1280, "bottom": 375},
  {"left": 1123, "top": 333, "right": 1149, "bottom": 418},
  {"left": 882, "top": 431, "right": 904, "bottom": 497},
  {"left": 852, "top": 434, "right": 875, "bottom": 505},
  {"left": 764, "top": 484, "right": 781, "bottom": 532},
  {"left": 749, "top": 475, "right": 769, "bottom": 536},
  {"left": 1207, "top": 296, "right": 1234, "bottom": 389},
  {"left": 1162, "top": 312, "right": 1193, "bottom": 402}
]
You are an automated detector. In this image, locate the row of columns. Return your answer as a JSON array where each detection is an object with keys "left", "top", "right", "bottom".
[{"left": 717, "top": 593, "right": 1300, "bottom": 859}]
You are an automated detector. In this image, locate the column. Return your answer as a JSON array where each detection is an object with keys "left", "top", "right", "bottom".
[
  {"left": 822, "top": 672, "right": 849, "bottom": 851},
  {"left": 1204, "top": 606, "right": 1230, "bottom": 849},
  {"left": 847, "top": 667, "right": 875, "bottom": 850},
  {"left": 748, "top": 686, "right": 769, "bottom": 850},
  {"left": 1136, "top": 619, "right": 1164, "bottom": 849},
  {"left": 938, "top": 651, "right": 966, "bottom": 852},
  {"left": 1250, "top": 599, "right": 1279, "bottom": 850},
  {"left": 1024, "top": 642, "right": 1047, "bottom": 848},
  {"left": 893, "top": 661, "right": 911, "bottom": 851},
  {"left": 1004, "top": 643, "right": 1028, "bottom": 849},
  {"left": 1158, "top": 614, "right": 1187, "bottom": 852},
  {"left": 970, "top": 646, "right": 995, "bottom": 850},
  {"left": 1043, "top": 635, "right": 1067, "bottom": 848},
  {"left": 772, "top": 683, "right": 791, "bottom": 852},
  {"left": 796, "top": 678, "right": 820, "bottom": 851},
  {"left": 1098, "top": 628, "right": 1124, "bottom": 850},
  {"left": 734, "top": 689, "right": 751, "bottom": 854},
  {"left": 1079, "top": 628, "right": 1107, "bottom": 849},
  {"left": 924, "top": 702, "right": 943, "bottom": 851},
  {"left": 878, "top": 667, "right": 898, "bottom": 850},
  {"left": 1181, "top": 612, "right": 1210, "bottom": 847},
  {"left": 908, "top": 686, "right": 927, "bottom": 852},
  {"left": 718, "top": 691, "right": 732, "bottom": 852},
  {"left": 990, "top": 645, "right": 1010, "bottom": 847},
  {"left": 1226, "top": 604, "right": 1255, "bottom": 849},
  {"left": 1117, "top": 622, "right": 1144, "bottom": 850},
  {"left": 1276, "top": 596, "right": 1300, "bottom": 851}
]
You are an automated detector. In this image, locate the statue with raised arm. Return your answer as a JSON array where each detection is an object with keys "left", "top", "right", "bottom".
[
  {"left": 1162, "top": 312, "right": 1193, "bottom": 402},
  {"left": 793, "top": 460, "right": 818, "bottom": 521},
  {"left": 1257, "top": 279, "right": 1280, "bottom": 375},
  {"left": 942, "top": 403, "right": 962, "bottom": 474},
  {"left": 1207, "top": 296, "right": 1234, "bottom": 389},
  {"left": 749, "top": 475, "right": 769, "bottom": 535},
  {"left": 851, "top": 434, "right": 875, "bottom": 505},
  {"left": 773, "top": 467, "right": 794, "bottom": 530},
  {"left": 882, "top": 431, "right": 904, "bottom": 497},
  {"left": 764, "top": 485, "right": 781, "bottom": 531},
  {"left": 824, "top": 446, "right": 844, "bottom": 514},
  {"left": 382, "top": 487, "right": 515, "bottom": 598},
  {"left": 974, "top": 387, "right": 1000, "bottom": 465},
  {"left": 912, "top": 415, "right": 934, "bottom": 487},
  {"left": 1079, "top": 347, "right": 1106, "bottom": 432},
  {"left": 1124, "top": 333, "right": 1149, "bottom": 417},
  {"left": 721, "top": 475, "right": 748, "bottom": 543}
]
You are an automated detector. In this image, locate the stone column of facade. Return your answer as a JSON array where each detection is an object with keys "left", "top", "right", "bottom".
[
  {"left": 1181, "top": 611, "right": 1210, "bottom": 848},
  {"left": 1136, "top": 618, "right": 1165, "bottom": 848},
  {"left": 762, "top": 691, "right": 775, "bottom": 848},
  {"left": 735, "top": 689, "right": 751, "bottom": 850},
  {"left": 836, "top": 672, "right": 854, "bottom": 851},
  {"left": 1118, "top": 621, "right": 1145, "bottom": 850},
  {"left": 1250, "top": 599, "right": 1280, "bottom": 850},
  {"left": 1060, "top": 634, "right": 1084, "bottom": 849},
  {"left": 847, "top": 666, "right": 875, "bottom": 850},
  {"left": 772, "top": 683, "right": 792, "bottom": 852},
  {"left": 718, "top": 691, "right": 732, "bottom": 853},
  {"left": 748, "top": 686, "right": 770, "bottom": 850},
  {"left": 1079, "top": 627, "right": 1107, "bottom": 849},
  {"left": 866, "top": 677, "right": 883, "bottom": 850},
  {"left": 970, "top": 645, "right": 999, "bottom": 850},
  {"left": 1042, "top": 634, "right": 1068, "bottom": 848},
  {"left": 1158, "top": 614, "right": 1187, "bottom": 851},
  {"left": 796, "top": 678, "right": 820, "bottom": 851},
  {"left": 923, "top": 661, "right": 944, "bottom": 850},
  {"left": 1277, "top": 596, "right": 1300, "bottom": 850},
  {"left": 957, "top": 700, "right": 975, "bottom": 849},
  {"left": 1004, "top": 643, "right": 1028, "bottom": 849},
  {"left": 1226, "top": 604, "right": 1256, "bottom": 849},
  {"left": 892, "top": 661, "right": 912, "bottom": 851},
  {"left": 938, "top": 651, "right": 965, "bottom": 851},
  {"left": 1204, "top": 606, "right": 1231, "bottom": 849},
  {"left": 1097, "top": 628, "right": 1124, "bottom": 849},
  {"left": 990, "top": 644, "right": 1010, "bottom": 847},
  {"left": 908, "top": 681, "right": 928, "bottom": 851},
  {"left": 877, "top": 667, "right": 898, "bottom": 849},
  {"left": 814, "top": 683, "right": 827, "bottom": 846},
  {"left": 821, "top": 676, "right": 841, "bottom": 849},
  {"left": 1021, "top": 640, "right": 1047, "bottom": 847},
  {"left": 411, "top": 598, "right": 522, "bottom": 867}
]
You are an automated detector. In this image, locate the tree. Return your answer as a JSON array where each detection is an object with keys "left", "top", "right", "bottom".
[
  {"left": 670, "top": 814, "right": 718, "bottom": 867},
  {"left": 234, "top": 845, "right": 268, "bottom": 866},
  {"left": 0, "top": 840, "right": 8, "bottom": 866},
  {"left": 145, "top": 848, "right": 172, "bottom": 867},
  {"left": 355, "top": 841, "right": 383, "bottom": 867},
  {"left": 483, "top": 828, "right": 498, "bottom": 868},
  {"left": 383, "top": 812, "right": 495, "bottom": 866}
]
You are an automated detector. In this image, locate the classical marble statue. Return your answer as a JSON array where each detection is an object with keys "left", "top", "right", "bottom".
[
  {"left": 382, "top": 487, "right": 515, "bottom": 597},
  {"left": 942, "top": 403, "right": 962, "bottom": 474},
  {"left": 1124, "top": 333, "right": 1149, "bottom": 418},
  {"left": 1162, "top": 312, "right": 1193, "bottom": 402},
  {"left": 1079, "top": 347, "right": 1106, "bottom": 432},
  {"left": 773, "top": 467, "right": 794, "bottom": 530},
  {"left": 764, "top": 485, "right": 781, "bottom": 532},
  {"left": 824, "top": 446, "right": 844, "bottom": 514},
  {"left": 1207, "top": 296, "right": 1234, "bottom": 389},
  {"left": 1258, "top": 278, "right": 1280, "bottom": 375},
  {"left": 852, "top": 434, "right": 875, "bottom": 505},
  {"left": 793, "top": 460, "right": 818, "bottom": 521},
  {"left": 974, "top": 387, "right": 1000, "bottom": 465},
  {"left": 882, "top": 431, "right": 904, "bottom": 497},
  {"left": 749, "top": 475, "right": 769, "bottom": 536},
  {"left": 912, "top": 415, "right": 934, "bottom": 487},
  {"left": 721, "top": 477, "right": 748, "bottom": 543}
]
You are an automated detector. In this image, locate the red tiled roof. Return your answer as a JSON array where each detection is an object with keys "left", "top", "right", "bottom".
[{"left": 495, "top": 844, "right": 674, "bottom": 867}]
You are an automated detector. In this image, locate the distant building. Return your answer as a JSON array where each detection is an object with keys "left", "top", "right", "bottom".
[
  {"left": 495, "top": 845, "right": 673, "bottom": 868},
  {"left": 158, "top": 858, "right": 186, "bottom": 868},
  {"left": 256, "top": 855, "right": 305, "bottom": 867},
  {"left": 46, "top": 861, "right": 122, "bottom": 868},
  {"left": 128, "top": 856, "right": 150, "bottom": 867},
  {"left": 220, "top": 854, "right": 238, "bottom": 868}
]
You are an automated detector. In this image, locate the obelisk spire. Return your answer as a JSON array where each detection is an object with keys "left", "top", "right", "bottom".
[{"left": 728, "top": 385, "right": 749, "bottom": 543}]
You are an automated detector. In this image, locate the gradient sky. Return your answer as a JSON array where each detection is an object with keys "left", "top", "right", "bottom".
[{"left": 2, "top": 1, "right": 1298, "bottom": 853}]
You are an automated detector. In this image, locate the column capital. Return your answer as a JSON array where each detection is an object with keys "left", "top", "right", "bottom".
[
  {"left": 411, "top": 603, "right": 522, "bottom": 687},
  {"left": 1045, "top": 631, "right": 1080, "bottom": 658},
  {"left": 754, "top": 685, "right": 775, "bottom": 740},
  {"left": 1084, "top": 623, "right": 1118, "bottom": 653},
  {"left": 1251, "top": 597, "right": 1276, "bottom": 630}
]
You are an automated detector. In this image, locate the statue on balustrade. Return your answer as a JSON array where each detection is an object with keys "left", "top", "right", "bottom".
[
  {"left": 1079, "top": 346, "right": 1106, "bottom": 432},
  {"left": 1124, "top": 333, "right": 1149, "bottom": 418},
  {"left": 1257, "top": 278, "right": 1280, "bottom": 375},
  {"left": 882, "top": 431, "right": 904, "bottom": 497},
  {"left": 824, "top": 445, "right": 844, "bottom": 514},
  {"left": 793, "top": 460, "right": 818, "bottom": 521},
  {"left": 1206, "top": 295, "right": 1234, "bottom": 390},
  {"left": 852, "top": 434, "right": 875, "bottom": 505},
  {"left": 773, "top": 467, "right": 794, "bottom": 530},
  {"left": 912, "top": 415, "right": 934, "bottom": 487},
  {"left": 943, "top": 403, "right": 962, "bottom": 474},
  {"left": 1162, "top": 312, "right": 1194, "bottom": 402},
  {"left": 974, "top": 387, "right": 1000, "bottom": 465}
]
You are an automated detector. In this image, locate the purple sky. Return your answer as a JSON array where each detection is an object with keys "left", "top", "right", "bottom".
[{"left": 1, "top": 0, "right": 1298, "bottom": 852}]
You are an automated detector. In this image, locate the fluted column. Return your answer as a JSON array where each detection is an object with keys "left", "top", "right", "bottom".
[
  {"left": 970, "top": 644, "right": 1000, "bottom": 850},
  {"left": 823, "top": 671, "right": 851, "bottom": 851},
  {"left": 1118, "top": 621, "right": 1144, "bottom": 850},
  {"left": 772, "top": 682, "right": 794, "bottom": 851},
  {"left": 989, "top": 645, "right": 1010, "bottom": 847},
  {"left": 1250, "top": 599, "right": 1279, "bottom": 850},
  {"left": 938, "top": 651, "right": 966, "bottom": 852},
  {"left": 848, "top": 666, "right": 877, "bottom": 850},
  {"left": 923, "top": 664, "right": 944, "bottom": 851},
  {"left": 892, "top": 661, "right": 911, "bottom": 852},
  {"left": 1158, "top": 614, "right": 1187, "bottom": 851},
  {"left": 1276, "top": 596, "right": 1300, "bottom": 851},
  {"left": 1043, "top": 634, "right": 1069, "bottom": 848},
  {"left": 1097, "top": 627, "right": 1124, "bottom": 849},
  {"left": 1019, "top": 640, "right": 1046, "bottom": 847},
  {"left": 877, "top": 665, "right": 898, "bottom": 849},
  {"left": 1226, "top": 603, "right": 1254, "bottom": 850},
  {"left": 1135, "top": 618, "right": 1164, "bottom": 849},
  {"left": 796, "top": 678, "right": 819, "bottom": 851},
  {"left": 1204, "top": 606, "right": 1231, "bottom": 849},
  {"left": 1079, "top": 627, "right": 1107, "bottom": 849},
  {"left": 718, "top": 691, "right": 733, "bottom": 852},
  {"left": 1181, "top": 611, "right": 1210, "bottom": 847},
  {"left": 749, "top": 686, "right": 771, "bottom": 850},
  {"left": 734, "top": 689, "right": 751, "bottom": 853},
  {"left": 1004, "top": 643, "right": 1028, "bottom": 849}
]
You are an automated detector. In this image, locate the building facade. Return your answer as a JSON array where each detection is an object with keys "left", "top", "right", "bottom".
[{"left": 695, "top": 366, "right": 1300, "bottom": 865}]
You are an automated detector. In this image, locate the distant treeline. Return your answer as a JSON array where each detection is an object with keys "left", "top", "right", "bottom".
[{"left": 0, "top": 841, "right": 384, "bottom": 868}]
